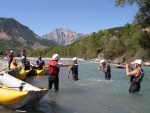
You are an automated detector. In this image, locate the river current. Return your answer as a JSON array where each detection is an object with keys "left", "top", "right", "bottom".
[{"left": 0, "top": 60, "right": 150, "bottom": 113}]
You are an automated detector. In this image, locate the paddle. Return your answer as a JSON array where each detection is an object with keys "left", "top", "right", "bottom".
[{"left": 8, "top": 83, "right": 26, "bottom": 91}]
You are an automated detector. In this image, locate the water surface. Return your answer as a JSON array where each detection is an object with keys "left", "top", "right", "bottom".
[{"left": 0, "top": 60, "right": 150, "bottom": 113}]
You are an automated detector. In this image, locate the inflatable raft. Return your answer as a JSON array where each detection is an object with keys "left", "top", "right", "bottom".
[{"left": 0, "top": 71, "right": 48, "bottom": 109}]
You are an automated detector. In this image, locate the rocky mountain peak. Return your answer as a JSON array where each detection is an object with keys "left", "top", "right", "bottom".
[{"left": 42, "top": 28, "right": 86, "bottom": 45}]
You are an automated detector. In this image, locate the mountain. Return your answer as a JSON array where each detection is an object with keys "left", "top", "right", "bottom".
[
  {"left": 42, "top": 28, "right": 86, "bottom": 45},
  {"left": 0, "top": 17, "right": 57, "bottom": 53}
]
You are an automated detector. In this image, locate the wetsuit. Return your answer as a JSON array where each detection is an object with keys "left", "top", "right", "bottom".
[
  {"left": 70, "top": 63, "right": 78, "bottom": 81},
  {"left": 129, "top": 69, "right": 144, "bottom": 93},
  {"left": 24, "top": 59, "right": 30, "bottom": 70},
  {"left": 102, "top": 63, "right": 111, "bottom": 80}
]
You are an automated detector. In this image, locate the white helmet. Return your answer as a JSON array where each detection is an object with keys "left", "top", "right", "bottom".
[
  {"left": 134, "top": 59, "right": 142, "bottom": 65},
  {"left": 22, "top": 56, "right": 25, "bottom": 59},
  {"left": 10, "top": 50, "right": 13, "bottom": 53},
  {"left": 100, "top": 59, "right": 105, "bottom": 64},
  {"left": 73, "top": 57, "right": 78, "bottom": 61},
  {"left": 52, "top": 54, "right": 60, "bottom": 60}
]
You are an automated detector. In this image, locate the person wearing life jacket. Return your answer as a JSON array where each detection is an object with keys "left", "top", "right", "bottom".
[
  {"left": 126, "top": 59, "right": 144, "bottom": 93},
  {"left": 48, "top": 54, "right": 70, "bottom": 91},
  {"left": 67, "top": 57, "right": 79, "bottom": 81},
  {"left": 21, "top": 48, "right": 27, "bottom": 65},
  {"left": 24, "top": 59, "right": 31, "bottom": 70},
  {"left": 7, "top": 50, "right": 14, "bottom": 70},
  {"left": 36, "top": 56, "right": 45, "bottom": 70},
  {"left": 98, "top": 59, "right": 111, "bottom": 80}
]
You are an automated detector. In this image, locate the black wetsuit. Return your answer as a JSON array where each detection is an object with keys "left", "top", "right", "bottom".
[
  {"left": 48, "top": 74, "right": 59, "bottom": 91},
  {"left": 70, "top": 64, "right": 78, "bottom": 81},
  {"left": 103, "top": 64, "right": 111, "bottom": 80},
  {"left": 129, "top": 69, "right": 144, "bottom": 93}
]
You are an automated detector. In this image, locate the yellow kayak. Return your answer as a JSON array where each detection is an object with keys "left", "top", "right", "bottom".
[
  {"left": 10, "top": 61, "right": 22, "bottom": 69},
  {"left": 0, "top": 85, "right": 28, "bottom": 106},
  {"left": 36, "top": 69, "right": 43, "bottom": 75},
  {"left": 13, "top": 68, "right": 27, "bottom": 80}
]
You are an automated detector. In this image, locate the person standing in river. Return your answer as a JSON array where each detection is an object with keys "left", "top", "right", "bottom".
[
  {"left": 98, "top": 59, "right": 111, "bottom": 80},
  {"left": 67, "top": 57, "right": 79, "bottom": 81},
  {"left": 48, "top": 54, "right": 70, "bottom": 91},
  {"left": 125, "top": 59, "right": 144, "bottom": 93}
]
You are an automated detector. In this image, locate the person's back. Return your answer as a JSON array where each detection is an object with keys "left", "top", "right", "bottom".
[
  {"left": 36, "top": 57, "right": 45, "bottom": 70},
  {"left": 47, "top": 54, "right": 70, "bottom": 91},
  {"left": 24, "top": 59, "right": 30, "bottom": 70}
]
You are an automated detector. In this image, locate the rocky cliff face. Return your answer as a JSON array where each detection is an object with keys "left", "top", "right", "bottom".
[{"left": 42, "top": 28, "right": 86, "bottom": 45}]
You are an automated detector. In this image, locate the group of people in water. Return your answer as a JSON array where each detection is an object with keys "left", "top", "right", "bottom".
[
  {"left": 6, "top": 49, "right": 79, "bottom": 91},
  {"left": 6, "top": 48, "right": 144, "bottom": 93},
  {"left": 98, "top": 59, "right": 144, "bottom": 93}
]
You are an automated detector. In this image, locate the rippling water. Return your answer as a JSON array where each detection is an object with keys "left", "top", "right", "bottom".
[{"left": 0, "top": 60, "right": 150, "bottom": 113}]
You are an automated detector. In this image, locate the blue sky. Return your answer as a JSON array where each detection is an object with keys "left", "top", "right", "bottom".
[{"left": 1, "top": 0, "right": 138, "bottom": 36}]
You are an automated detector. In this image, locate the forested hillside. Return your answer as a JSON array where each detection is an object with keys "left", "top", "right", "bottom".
[
  {"left": 28, "top": 24, "right": 150, "bottom": 62},
  {"left": 28, "top": 1, "right": 150, "bottom": 62}
]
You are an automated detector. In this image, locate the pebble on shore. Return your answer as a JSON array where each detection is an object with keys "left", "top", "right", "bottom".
[{"left": 0, "top": 60, "right": 8, "bottom": 71}]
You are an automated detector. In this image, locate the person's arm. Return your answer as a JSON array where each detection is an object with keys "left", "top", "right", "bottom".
[
  {"left": 98, "top": 64, "right": 103, "bottom": 71},
  {"left": 67, "top": 67, "right": 71, "bottom": 78},
  {"left": 126, "top": 64, "right": 137, "bottom": 76},
  {"left": 6, "top": 54, "right": 9, "bottom": 59},
  {"left": 61, "top": 64, "right": 72, "bottom": 67}
]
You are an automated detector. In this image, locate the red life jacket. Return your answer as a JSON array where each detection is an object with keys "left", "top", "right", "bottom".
[
  {"left": 9, "top": 53, "right": 14, "bottom": 59},
  {"left": 13, "top": 61, "right": 18, "bottom": 66},
  {"left": 48, "top": 60, "right": 59, "bottom": 75}
]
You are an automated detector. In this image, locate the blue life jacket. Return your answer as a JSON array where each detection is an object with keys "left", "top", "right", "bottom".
[{"left": 38, "top": 60, "right": 43, "bottom": 67}]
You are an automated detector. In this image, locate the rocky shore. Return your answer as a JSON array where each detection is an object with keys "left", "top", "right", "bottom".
[{"left": 0, "top": 60, "right": 8, "bottom": 71}]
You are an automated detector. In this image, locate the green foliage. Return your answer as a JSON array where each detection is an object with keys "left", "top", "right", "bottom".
[
  {"left": 28, "top": 24, "right": 150, "bottom": 62},
  {"left": 114, "top": 0, "right": 150, "bottom": 27}
]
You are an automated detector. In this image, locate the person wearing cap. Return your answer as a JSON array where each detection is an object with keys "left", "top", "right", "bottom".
[
  {"left": 67, "top": 57, "right": 79, "bottom": 81},
  {"left": 126, "top": 59, "right": 144, "bottom": 93},
  {"left": 21, "top": 48, "right": 27, "bottom": 66},
  {"left": 7, "top": 50, "right": 14, "bottom": 70},
  {"left": 48, "top": 54, "right": 71, "bottom": 91},
  {"left": 98, "top": 59, "right": 111, "bottom": 80},
  {"left": 36, "top": 56, "right": 45, "bottom": 70}
]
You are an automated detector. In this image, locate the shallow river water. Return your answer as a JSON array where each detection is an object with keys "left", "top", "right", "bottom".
[{"left": 0, "top": 60, "right": 150, "bottom": 113}]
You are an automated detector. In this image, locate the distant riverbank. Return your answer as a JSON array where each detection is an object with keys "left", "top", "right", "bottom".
[{"left": 2, "top": 57, "right": 84, "bottom": 61}]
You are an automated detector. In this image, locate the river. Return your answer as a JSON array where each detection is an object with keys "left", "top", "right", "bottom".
[{"left": 0, "top": 60, "right": 150, "bottom": 113}]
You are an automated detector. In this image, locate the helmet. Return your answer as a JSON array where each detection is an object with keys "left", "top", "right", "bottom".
[
  {"left": 134, "top": 59, "right": 142, "bottom": 65},
  {"left": 22, "top": 48, "right": 25, "bottom": 52},
  {"left": 10, "top": 50, "right": 13, "bottom": 53},
  {"left": 100, "top": 59, "right": 105, "bottom": 64},
  {"left": 52, "top": 54, "right": 60, "bottom": 60},
  {"left": 73, "top": 57, "right": 78, "bottom": 61},
  {"left": 22, "top": 56, "right": 25, "bottom": 59}
]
